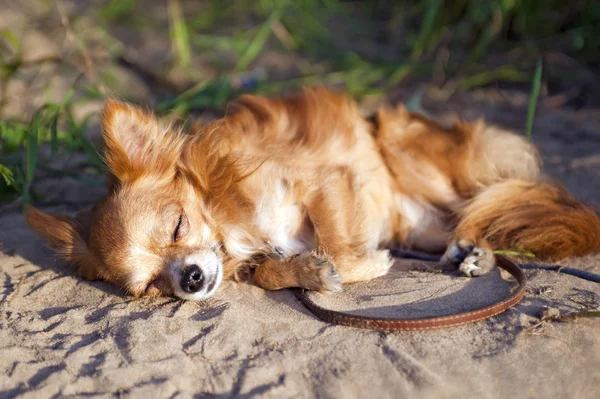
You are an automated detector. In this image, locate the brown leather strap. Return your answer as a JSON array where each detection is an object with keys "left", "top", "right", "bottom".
[{"left": 296, "top": 255, "right": 526, "bottom": 331}]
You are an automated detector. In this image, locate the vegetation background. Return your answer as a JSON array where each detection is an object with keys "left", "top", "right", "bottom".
[{"left": 1, "top": 0, "right": 599, "bottom": 209}]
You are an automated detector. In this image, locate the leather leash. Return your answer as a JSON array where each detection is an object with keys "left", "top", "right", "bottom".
[{"left": 295, "top": 254, "right": 526, "bottom": 331}]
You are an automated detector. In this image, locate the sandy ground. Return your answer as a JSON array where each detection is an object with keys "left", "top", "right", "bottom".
[{"left": 1, "top": 93, "right": 600, "bottom": 398}]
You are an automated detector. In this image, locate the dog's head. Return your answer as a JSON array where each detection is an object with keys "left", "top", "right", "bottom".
[{"left": 26, "top": 100, "right": 231, "bottom": 300}]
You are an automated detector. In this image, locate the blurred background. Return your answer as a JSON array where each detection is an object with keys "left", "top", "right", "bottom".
[{"left": 1, "top": 0, "right": 599, "bottom": 208}]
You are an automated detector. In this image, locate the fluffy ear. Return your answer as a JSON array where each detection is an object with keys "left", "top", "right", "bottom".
[
  {"left": 24, "top": 205, "right": 101, "bottom": 280},
  {"left": 101, "top": 99, "right": 185, "bottom": 183}
]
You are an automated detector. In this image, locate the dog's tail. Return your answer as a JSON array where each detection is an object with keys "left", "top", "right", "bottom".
[{"left": 455, "top": 179, "right": 600, "bottom": 259}]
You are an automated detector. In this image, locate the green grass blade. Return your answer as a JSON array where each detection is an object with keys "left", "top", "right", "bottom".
[
  {"left": 50, "top": 111, "right": 59, "bottom": 155},
  {"left": 525, "top": 59, "right": 543, "bottom": 140},
  {"left": 0, "top": 164, "right": 14, "bottom": 186},
  {"left": 493, "top": 249, "right": 536, "bottom": 259},
  {"left": 214, "top": 76, "right": 233, "bottom": 106},
  {"left": 47, "top": 80, "right": 79, "bottom": 155},
  {"left": 168, "top": 0, "right": 191, "bottom": 69},
  {"left": 389, "top": 64, "right": 412, "bottom": 85},
  {"left": 0, "top": 120, "right": 25, "bottom": 153},
  {"left": 574, "top": 311, "right": 600, "bottom": 318},
  {"left": 236, "top": 7, "right": 283, "bottom": 72},
  {"left": 63, "top": 108, "right": 105, "bottom": 170},
  {"left": 459, "top": 65, "right": 527, "bottom": 89},
  {"left": 411, "top": 0, "right": 442, "bottom": 61},
  {"left": 0, "top": 29, "right": 23, "bottom": 52},
  {"left": 60, "top": 82, "right": 78, "bottom": 108},
  {"left": 156, "top": 80, "right": 211, "bottom": 114}
]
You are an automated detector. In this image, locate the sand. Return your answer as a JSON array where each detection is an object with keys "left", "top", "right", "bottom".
[{"left": 2, "top": 163, "right": 600, "bottom": 399}]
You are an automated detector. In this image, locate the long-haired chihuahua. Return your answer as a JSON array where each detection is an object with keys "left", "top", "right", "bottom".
[{"left": 26, "top": 88, "right": 600, "bottom": 300}]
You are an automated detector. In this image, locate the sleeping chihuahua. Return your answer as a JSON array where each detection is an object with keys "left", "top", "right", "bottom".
[{"left": 26, "top": 88, "right": 600, "bottom": 300}]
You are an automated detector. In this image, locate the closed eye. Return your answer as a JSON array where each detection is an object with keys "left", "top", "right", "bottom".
[
  {"left": 172, "top": 211, "right": 189, "bottom": 243},
  {"left": 173, "top": 214, "right": 183, "bottom": 242}
]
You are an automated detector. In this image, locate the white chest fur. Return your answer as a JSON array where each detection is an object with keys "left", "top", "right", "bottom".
[
  {"left": 255, "top": 180, "right": 307, "bottom": 256},
  {"left": 222, "top": 180, "right": 308, "bottom": 260}
]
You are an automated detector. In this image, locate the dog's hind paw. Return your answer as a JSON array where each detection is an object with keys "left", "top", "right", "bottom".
[{"left": 441, "top": 240, "right": 495, "bottom": 277}]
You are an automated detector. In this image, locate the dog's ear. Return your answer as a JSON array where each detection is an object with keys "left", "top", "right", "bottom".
[
  {"left": 101, "top": 99, "right": 184, "bottom": 183},
  {"left": 24, "top": 205, "right": 101, "bottom": 280}
]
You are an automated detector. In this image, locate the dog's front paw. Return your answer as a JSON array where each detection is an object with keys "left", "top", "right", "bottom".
[
  {"left": 441, "top": 240, "right": 495, "bottom": 277},
  {"left": 253, "top": 253, "right": 341, "bottom": 292},
  {"left": 298, "top": 254, "right": 342, "bottom": 293}
]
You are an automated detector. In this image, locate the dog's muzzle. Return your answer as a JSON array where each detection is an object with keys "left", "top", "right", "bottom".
[{"left": 170, "top": 249, "right": 223, "bottom": 300}]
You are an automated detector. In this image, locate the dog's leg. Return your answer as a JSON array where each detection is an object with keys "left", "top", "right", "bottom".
[
  {"left": 441, "top": 238, "right": 495, "bottom": 277},
  {"left": 304, "top": 167, "right": 394, "bottom": 285},
  {"left": 252, "top": 167, "right": 393, "bottom": 291},
  {"left": 253, "top": 252, "right": 341, "bottom": 292},
  {"left": 326, "top": 251, "right": 394, "bottom": 284}
]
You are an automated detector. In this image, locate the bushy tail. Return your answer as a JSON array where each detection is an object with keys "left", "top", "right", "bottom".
[{"left": 455, "top": 179, "right": 600, "bottom": 259}]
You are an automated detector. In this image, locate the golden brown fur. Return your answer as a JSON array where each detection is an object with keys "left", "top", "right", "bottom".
[
  {"left": 25, "top": 88, "right": 600, "bottom": 299},
  {"left": 454, "top": 179, "right": 600, "bottom": 258}
]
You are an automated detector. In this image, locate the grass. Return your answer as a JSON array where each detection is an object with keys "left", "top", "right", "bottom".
[
  {"left": 235, "top": 6, "right": 286, "bottom": 72},
  {"left": 0, "top": 104, "right": 104, "bottom": 205},
  {"left": 0, "top": 163, "right": 13, "bottom": 186},
  {"left": 410, "top": 0, "right": 443, "bottom": 61},
  {"left": 525, "top": 59, "right": 543, "bottom": 140},
  {"left": 1, "top": 0, "right": 599, "bottom": 206},
  {"left": 493, "top": 250, "right": 536, "bottom": 259},
  {"left": 168, "top": 0, "right": 192, "bottom": 69}
]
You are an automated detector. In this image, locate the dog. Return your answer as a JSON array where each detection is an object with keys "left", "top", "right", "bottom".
[{"left": 25, "top": 88, "right": 600, "bottom": 300}]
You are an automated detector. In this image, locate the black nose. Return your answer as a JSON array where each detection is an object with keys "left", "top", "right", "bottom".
[{"left": 180, "top": 264, "right": 204, "bottom": 293}]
